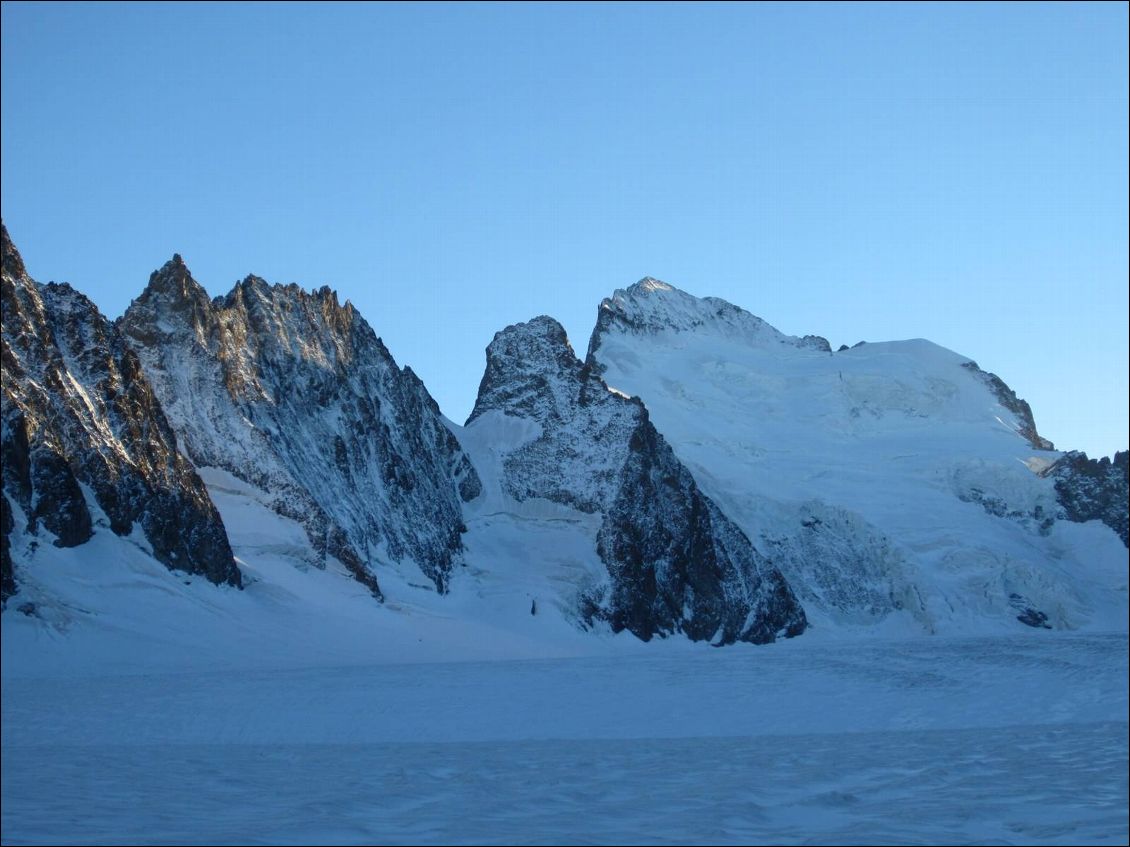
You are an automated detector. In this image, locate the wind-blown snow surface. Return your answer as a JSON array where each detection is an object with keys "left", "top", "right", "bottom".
[
  {"left": 587, "top": 279, "right": 1129, "bottom": 634},
  {"left": 3, "top": 607, "right": 1127, "bottom": 843}
]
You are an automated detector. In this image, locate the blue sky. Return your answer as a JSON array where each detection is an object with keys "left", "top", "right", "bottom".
[{"left": 2, "top": 2, "right": 1127, "bottom": 457}]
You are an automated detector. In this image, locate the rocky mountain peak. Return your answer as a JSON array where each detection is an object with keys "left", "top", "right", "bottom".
[
  {"left": 229, "top": 273, "right": 273, "bottom": 302},
  {"left": 465, "top": 310, "right": 807, "bottom": 644},
  {"left": 488, "top": 315, "right": 574, "bottom": 361},
  {"left": 120, "top": 263, "right": 481, "bottom": 597},
  {"left": 468, "top": 316, "right": 596, "bottom": 426},
  {"left": 223, "top": 275, "right": 360, "bottom": 349},
  {"left": 122, "top": 255, "right": 215, "bottom": 350},
  {"left": 2, "top": 232, "right": 241, "bottom": 607},
  {"left": 151, "top": 253, "right": 197, "bottom": 293}
]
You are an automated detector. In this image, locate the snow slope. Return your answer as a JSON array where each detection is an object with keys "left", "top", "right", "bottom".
[
  {"left": 588, "top": 279, "right": 1128, "bottom": 634},
  {"left": 0, "top": 466, "right": 639, "bottom": 678},
  {"left": 4, "top": 613, "right": 1126, "bottom": 844}
]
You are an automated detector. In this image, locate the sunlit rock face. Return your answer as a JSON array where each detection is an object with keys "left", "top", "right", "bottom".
[
  {"left": 2, "top": 224, "right": 240, "bottom": 607},
  {"left": 119, "top": 255, "right": 479, "bottom": 598}
]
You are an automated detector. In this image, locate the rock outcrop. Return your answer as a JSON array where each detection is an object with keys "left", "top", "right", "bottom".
[
  {"left": 1, "top": 224, "right": 240, "bottom": 607},
  {"left": 467, "top": 315, "right": 806, "bottom": 644},
  {"left": 1043, "top": 450, "right": 1128, "bottom": 547}
]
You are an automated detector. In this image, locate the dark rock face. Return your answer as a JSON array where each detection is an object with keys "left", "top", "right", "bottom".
[
  {"left": 961, "top": 361, "right": 1054, "bottom": 451},
  {"left": 1, "top": 224, "right": 241, "bottom": 603},
  {"left": 27, "top": 446, "right": 92, "bottom": 547},
  {"left": 119, "top": 258, "right": 479, "bottom": 595},
  {"left": 1010, "top": 593, "right": 1052, "bottom": 629},
  {"left": 469, "top": 316, "right": 806, "bottom": 644},
  {"left": 800, "top": 334, "right": 833, "bottom": 353},
  {"left": 1043, "top": 451, "right": 1128, "bottom": 547},
  {"left": 1, "top": 492, "right": 14, "bottom": 606}
]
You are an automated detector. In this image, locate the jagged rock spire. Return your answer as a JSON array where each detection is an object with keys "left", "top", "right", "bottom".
[{"left": 2, "top": 228, "right": 242, "bottom": 607}]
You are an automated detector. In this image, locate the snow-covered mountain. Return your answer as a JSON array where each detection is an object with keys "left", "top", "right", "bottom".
[
  {"left": 586, "top": 278, "right": 1127, "bottom": 633},
  {"left": 117, "top": 256, "right": 479, "bottom": 596},
  {"left": 1, "top": 225, "right": 240, "bottom": 607},
  {"left": 2, "top": 225, "right": 1125, "bottom": 647},
  {"left": 461, "top": 316, "right": 805, "bottom": 644}
]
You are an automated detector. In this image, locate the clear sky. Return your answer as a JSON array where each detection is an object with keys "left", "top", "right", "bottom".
[{"left": 2, "top": 2, "right": 1127, "bottom": 457}]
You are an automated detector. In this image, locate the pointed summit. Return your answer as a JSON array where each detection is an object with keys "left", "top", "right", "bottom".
[
  {"left": 151, "top": 252, "right": 196, "bottom": 288},
  {"left": 119, "top": 254, "right": 214, "bottom": 348},
  {"left": 143, "top": 252, "right": 203, "bottom": 300},
  {"left": 629, "top": 276, "right": 675, "bottom": 294}
]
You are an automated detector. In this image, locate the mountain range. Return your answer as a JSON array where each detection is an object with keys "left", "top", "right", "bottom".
[{"left": 2, "top": 222, "right": 1126, "bottom": 651}]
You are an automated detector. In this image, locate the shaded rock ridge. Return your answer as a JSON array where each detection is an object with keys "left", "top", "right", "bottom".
[
  {"left": 1042, "top": 451, "right": 1128, "bottom": 547},
  {"left": 960, "top": 361, "right": 1054, "bottom": 451},
  {"left": 585, "top": 277, "right": 831, "bottom": 372},
  {"left": 119, "top": 256, "right": 480, "bottom": 596},
  {"left": 467, "top": 316, "right": 807, "bottom": 644},
  {"left": 1, "top": 223, "right": 240, "bottom": 607}
]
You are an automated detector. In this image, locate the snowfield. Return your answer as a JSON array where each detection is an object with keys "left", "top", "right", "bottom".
[
  {"left": 2, "top": 504, "right": 1127, "bottom": 844},
  {"left": 3, "top": 632, "right": 1127, "bottom": 845}
]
